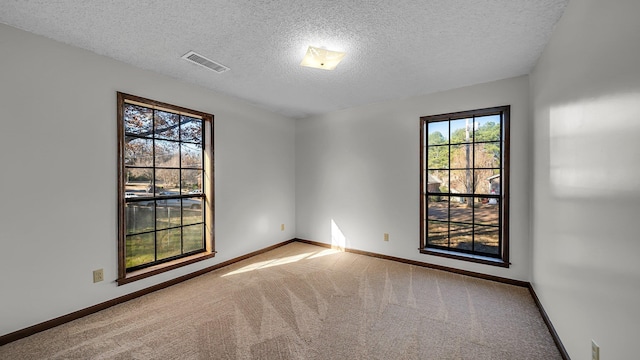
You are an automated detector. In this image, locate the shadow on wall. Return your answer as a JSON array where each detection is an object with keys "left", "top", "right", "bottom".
[
  {"left": 541, "top": 91, "right": 640, "bottom": 359},
  {"left": 546, "top": 90, "right": 640, "bottom": 277},
  {"left": 549, "top": 92, "right": 640, "bottom": 199}
]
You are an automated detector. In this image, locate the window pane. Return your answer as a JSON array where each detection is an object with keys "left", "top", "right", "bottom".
[
  {"left": 431, "top": 170, "right": 448, "bottom": 191},
  {"left": 155, "top": 140, "right": 179, "bottom": 168},
  {"left": 449, "top": 201, "right": 473, "bottom": 223},
  {"left": 181, "top": 143, "right": 202, "bottom": 168},
  {"left": 126, "top": 232, "right": 155, "bottom": 268},
  {"left": 473, "top": 169, "right": 498, "bottom": 195},
  {"left": 124, "top": 104, "right": 153, "bottom": 137},
  {"left": 183, "top": 199, "right": 204, "bottom": 226},
  {"left": 427, "top": 170, "right": 446, "bottom": 193},
  {"left": 450, "top": 223, "right": 473, "bottom": 251},
  {"left": 125, "top": 203, "right": 155, "bottom": 234},
  {"left": 488, "top": 175, "right": 501, "bottom": 195},
  {"left": 156, "top": 201, "right": 181, "bottom": 230},
  {"left": 125, "top": 137, "right": 153, "bottom": 166},
  {"left": 427, "top": 221, "right": 448, "bottom": 247},
  {"left": 474, "top": 142, "right": 500, "bottom": 168},
  {"left": 428, "top": 145, "right": 449, "bottom": 170},
  {"left": 181, "top": 169, "right": 203, "bottom": 195},
  {"left": 183, "top": 196, "right": 202, "bottom": 210},
  {"left": 156, "top": 228, "right": 182, "bottom": 260},
  {"left": 155, "top": 169, "right": 180, "bottom": 194},
  {"left": 475, "top": 225, "right": 500, "bottom": 255},
  {"left": 183, "top": 224, "right": 204, "bottom": 253},
  {"left": 450, "top": 144, "right": 472, "bottom": 169},
  {"left": 450, "top": 118, "right": 472, "bottom": 144},
  {"left": 450, "top": 170, "right": 473, "bottom": 195},
  {"left": 474, "top": 115, "right": 501, "bottom": 142},
  {"left": 125, "top": 168, "right": 153, "bottom": 197},
  {"left": 154, "top": 110, "right": 180, "bottom": 140},
  {"left": 427, "top": 196, "right": 448, "bottom": 221},
  {"left": 428, "top": 122, "right": 449, "bottom": 145},
  {"left": 181, "top": 116, "right": 202, "bottom": 143},
  {"left": 475, "top": 201, "right": 500, "bottom": 226}
]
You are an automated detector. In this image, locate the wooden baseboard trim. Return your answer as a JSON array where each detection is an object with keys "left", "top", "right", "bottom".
[
  {"left": 528, "top": 284, "right": 571, "bottom": 360},
  {"left": 0, "top": 239, "right": 296, "bottom": 346},
  {"left": 294, "top": 238, "right": 529, "bottom": 287}
]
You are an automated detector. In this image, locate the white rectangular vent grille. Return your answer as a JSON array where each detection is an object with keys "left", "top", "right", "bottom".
[{"left": 181, "top": 51, "right": 230, "bottom": 73}]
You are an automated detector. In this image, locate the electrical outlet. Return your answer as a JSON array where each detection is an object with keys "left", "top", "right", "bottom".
[
  {"left": 384, "top": 233, "right": 389, "bottom": 242},
  {"left": 93, "top": 269, "right": 104, "bottom": 283},
  {"left": 281, "top": 224, "right": 285, "bottom": 231},
  {"left": 592, "top": 340, "right": 600, "bottom": 360}
]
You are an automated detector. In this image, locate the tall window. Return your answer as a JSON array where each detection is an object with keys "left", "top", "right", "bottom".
[
  {"left": 117, "top": 93, "right": 215, "bottom": 284},
  {"left": 420, "top": 106, "right": 509, "bottom": 267}
]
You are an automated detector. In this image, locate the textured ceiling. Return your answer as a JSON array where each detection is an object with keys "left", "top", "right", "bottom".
[{"left": 0, "top": 0, "right": 568, "bottom": 119}]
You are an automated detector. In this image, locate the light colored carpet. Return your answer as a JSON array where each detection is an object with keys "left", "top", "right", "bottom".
[{"left": 0, "top": 242, "right": 561, "bottom": 359}]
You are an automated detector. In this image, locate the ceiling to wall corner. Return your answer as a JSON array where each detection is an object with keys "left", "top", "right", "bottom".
[{"left": 0, "top": 0, "right": 568, "bottom": 119}]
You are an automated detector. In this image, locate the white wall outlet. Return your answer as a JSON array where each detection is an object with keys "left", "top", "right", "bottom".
[
  {"left": 93, "top": 269, "right": 104, "bottom": 283},
  {"left": 592, "top": 340, "right": 600, "bottom": 360},
  {"left": 383, "top": 233, "right": 389, "bottom": 242},
  {"left": 281, "top": 224, "right": 285, "bottom": 231}
]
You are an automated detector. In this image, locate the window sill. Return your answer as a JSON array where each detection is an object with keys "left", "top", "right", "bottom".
[
  {"left": 117, "top": 251, "right": 216, "bottom": 286},
  {"left": 420, "top": 248, "right": 509, "bottom": 268}
]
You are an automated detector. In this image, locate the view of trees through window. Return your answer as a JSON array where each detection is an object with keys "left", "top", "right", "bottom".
[
  {"left": 119, "top": 94, "right": 211, "bottom": 272},
  {"left": 421, "top": 106, "right": 509, "bottom": 264}
]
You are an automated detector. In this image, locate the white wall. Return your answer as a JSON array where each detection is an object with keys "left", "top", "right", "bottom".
[
  {"left": 529, "top": 0, "right": 640, "bottom": 358},
  {"left": 296, "top": 76, "right": 531, "bottom": 281},
  {"left": 0, "top": 24, "right": 295, "bottom": 336}
]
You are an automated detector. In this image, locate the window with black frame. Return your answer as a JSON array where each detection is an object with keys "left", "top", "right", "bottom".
[
  {"left": 117, "top": 93, "right": 214, "bottom": 284},
  {"left": 420, "top": 106, "right": 509, "bottom": 267}
]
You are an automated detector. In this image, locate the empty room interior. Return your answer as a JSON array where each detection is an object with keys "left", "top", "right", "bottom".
[{"left": 1, "top": 0, "right": 639, "bottom": 359}]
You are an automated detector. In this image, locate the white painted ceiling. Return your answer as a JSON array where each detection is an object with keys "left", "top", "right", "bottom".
[{"left": 0, "top": 0, "right": 568, "bottom": 119}]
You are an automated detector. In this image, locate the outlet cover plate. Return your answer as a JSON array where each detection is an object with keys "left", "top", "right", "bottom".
[{"left": 93, "top": 269, "right": 104, "bottom": 283}]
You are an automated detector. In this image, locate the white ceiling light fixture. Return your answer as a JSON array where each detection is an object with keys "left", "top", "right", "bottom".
[{"left": 300, "top": 46, "right": 346, "bottom": 70}]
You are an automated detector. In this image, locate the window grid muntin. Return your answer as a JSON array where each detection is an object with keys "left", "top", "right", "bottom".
[{"left": 123, "top": 103, "right": 206, "bottom": 272}]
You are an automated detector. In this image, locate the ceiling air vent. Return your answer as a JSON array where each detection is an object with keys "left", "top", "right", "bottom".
[{"left": 181, "top": 51, "right": 230, "bottom": 73}]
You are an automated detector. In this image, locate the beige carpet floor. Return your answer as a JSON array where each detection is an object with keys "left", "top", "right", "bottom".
[{"left": 0, "top": 242, "right": 561, "bottom": 359}]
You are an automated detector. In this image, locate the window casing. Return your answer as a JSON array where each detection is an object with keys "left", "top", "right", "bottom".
[
  {"left": 117, "top": 93, "right": 215, "bottom": 284},
  {"left": 420, "top": 106, "right": 509, "bottom": 267}
]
